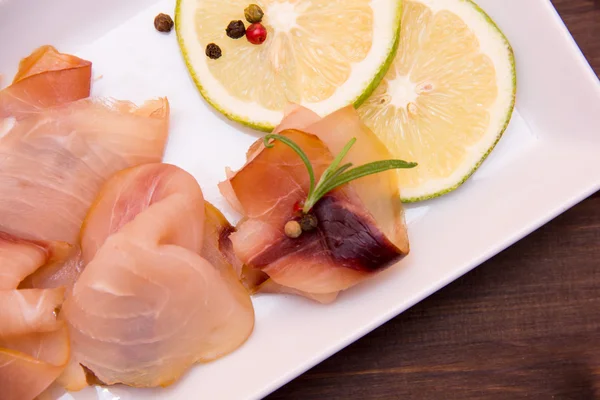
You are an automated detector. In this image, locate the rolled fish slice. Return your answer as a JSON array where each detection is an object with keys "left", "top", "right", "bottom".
[
  {"left": 80, "top": 163, "right": 205, "bottom": 264},
  {"left": 64, "top": 163, "right": 254, "bottom": 387},
  {"left": 19, "top": 247, "right": 84, "bottom": 293},
  {"left": 0, "top": 237, "right": 47, "bottom": 290},
  {"left": 0, "top": 325, "right": 70, "bottom": 400},
  {"left": 81, "top": 164, "right": 244, "bottom": 294},
  {"left": 63, "top": 163, "right": 203, "bottom": 389},
  {"left": 220, "top": 106, "right": 410, "bottom": 302},
  {"left": 0, "top": 288, "right": 65, "bottom": 338},
  {"left": 0, "top": 232, "right": 69, "bottom": 338},
  {"left": 0, "top": 233, "right": 71, "bottom": 400},
  {"left": 0, "top": 232, "right": 70, "bottom": 291}
]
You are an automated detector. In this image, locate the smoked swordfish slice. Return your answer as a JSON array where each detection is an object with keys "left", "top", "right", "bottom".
[
  {"left": 0, "top": 97, "right": 170, "bottom": 245},
  {"left": 0, "top": 45, "right": 90, "bottom": 400},
  {"left": 0, "top": 45, "right": 170, "bottom": 246},
  {"left": 0, "top": 45, "right": 91, "bottom": 120},
  {"left": 0, "top": 325, "right": 70, "bottom": 400},
  {"left": 0, "top": 45, "right": 171, "bottom": 397},
  {"left": 63, "top": 163, "right": 254, "bottom": 387},
  {"left": 0, "top": 232, "right": 70, "bottom": 291},
  {"left": 0, "top": 233, "right": 71, "bottom": 400},
  {"left": 219, "top": 105, "right": 410, "bottom": 303},
  {"left": 79, "top": 162, "right": 243, "bottom": 281}
]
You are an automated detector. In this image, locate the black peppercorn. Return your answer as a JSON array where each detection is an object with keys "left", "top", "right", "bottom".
[
  {"left": 154, "top": 13, "right": 174, "bottom": 33},
  {"left": 299, "top": 213, "right": 318, "bottom": 232},
  {"left": 205, "top": 43, "right": 222, "bottom": 59},
  {"left": 226, "top": 20, "right": 246, "bottom": 39}
]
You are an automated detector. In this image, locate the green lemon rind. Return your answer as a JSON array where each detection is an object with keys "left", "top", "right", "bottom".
[{"left": 398, "top": 0, "right": 516, "bottom": 203}]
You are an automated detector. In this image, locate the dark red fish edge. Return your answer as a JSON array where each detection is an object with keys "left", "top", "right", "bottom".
[{"left": 246, "top": 193, "right": 406, "bottom": 274}]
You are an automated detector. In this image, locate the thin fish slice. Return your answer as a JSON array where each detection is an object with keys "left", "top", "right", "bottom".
[
  {"left": 62, "top": 163, "right": 205, "bottom": 389},
  {"left": 0, "top": 325, "right": 70, "bottom": 400},
  {"left": 201, "top": 202, "right": 238, "bottom": 278},
  {"left": 0, "top": 288, "right": 64, "bottom": 338},
  {"left": 0, "top": 256, "right": 70, "bottom": 398},
  {"left": 0, "top": 231, "right": 71, "bottom": 399},
  {"left": 81, "top": 164, "right": 244, "bottom": 292},
  {"left": 80, "top": 163, "right": 204, "bottom": 264},
  {"left": 64, "top": 164, "right": 254, "bottom": 387},
  {"left": 0, "top": 97, "right": 170, "bottom": 244},
  {"left": 0, "top": 231, "right": 72, "bottom": 291},
  {"left": 19, "top": 247, "right": 83, "bottom": 292},
  {"left": 272, "top": 104, "right": 408, "bottom": 252},
  {"left": 301, "top": 105, "right": 409, "bottom": 253},
  {"left": 0, "top": 234, "right": 48, "bottom": 290},
  {"left": 220, "top": 106, "right": 410, "bottom": 301},
  {"left": 0, "top": 45, "right": 91, "bottom": 119}
]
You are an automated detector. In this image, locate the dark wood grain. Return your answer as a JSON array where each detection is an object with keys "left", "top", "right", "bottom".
[{"left": 267, "top": 1, "right": 600, "bottom": 399}]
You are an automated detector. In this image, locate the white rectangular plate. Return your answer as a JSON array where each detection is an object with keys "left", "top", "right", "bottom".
[{"left": 2, "top": 0, "right": 599, "bottom": 399}]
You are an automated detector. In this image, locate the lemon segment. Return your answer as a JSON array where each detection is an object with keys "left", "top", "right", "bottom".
[
  {"left": 358, "top": 0, "right": 516, "bottom": 202},
  {"left": 176, "top": 0, "right": 402, "bottom": 131}
]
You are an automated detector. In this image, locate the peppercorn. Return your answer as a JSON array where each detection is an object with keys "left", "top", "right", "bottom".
[
  {"left": 299, "top": 213, "right": 318, "bottom": 232},
  {"left": 244, "top": 4, "right": 264, "bottom": 23},
  {"left": 154, "top": 13, "right": 174, "bottom": 33},
  {"left": 246, "top": 23, "right": 268, "bottom": 45},
  {"left": 226, "top": 20, "right": 246, "bottom": 39},
  {"left": 205, "top": 43, "right": 222, "bottom": 59},
  {"left": 284, "top": 220, "right": 302, "bottom": 239}
]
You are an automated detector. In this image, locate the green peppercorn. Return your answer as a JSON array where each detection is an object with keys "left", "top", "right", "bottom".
[
  {"left": 299, "top": 213, "right": 318, "bottom": 232},
  {"left": 205, "top": 43, "right": 222, "bottom": 59},
  {"left": 244, "top": 4, "right": 264, "bottom": 23},
  {"left": 226, "top": 20, "right": 246, "bottom": 39}
]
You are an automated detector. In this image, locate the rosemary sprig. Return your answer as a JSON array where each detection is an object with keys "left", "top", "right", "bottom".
[{"left": 264, "top": 134, "right": 418, "bottom": 214}]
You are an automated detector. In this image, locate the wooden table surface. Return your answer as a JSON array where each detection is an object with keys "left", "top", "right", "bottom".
[{"left": 267, "top": 1, "right": 600, "bottom": 399}]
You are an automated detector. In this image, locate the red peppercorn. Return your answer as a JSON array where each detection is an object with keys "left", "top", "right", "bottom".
[{"left": 246, "top": 23, "right": 267, "bottom": 45}]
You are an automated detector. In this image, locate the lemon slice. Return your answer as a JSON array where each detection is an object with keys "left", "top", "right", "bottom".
[
  {"left": 176, "top": 0, "right": 402, "bottom": 131},
  {"left": 358, "top": 0, "right": 516, "bottom": 202}
]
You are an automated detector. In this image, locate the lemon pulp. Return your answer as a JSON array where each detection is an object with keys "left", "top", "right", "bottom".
[
  {"left": 176, "top": 0, "right": 402, "bottom": 130},
  {"left": 358, "top": 0, "right": 516, "bottom": 201}
]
